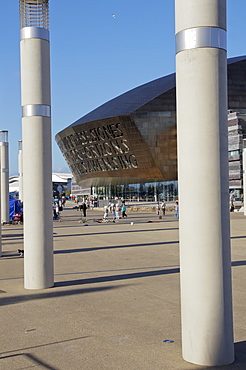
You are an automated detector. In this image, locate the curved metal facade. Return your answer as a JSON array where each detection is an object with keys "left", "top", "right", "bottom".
[{"left": 56, "top": 56, "right": 246, "bottom": 187}]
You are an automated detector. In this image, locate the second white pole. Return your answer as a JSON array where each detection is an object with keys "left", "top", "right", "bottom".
[
  {"left": 0, "top": 131, "right": 10, "bottom": 224},
  {"left": 175, "top": 0, "right": 234, "bottom": 366}
]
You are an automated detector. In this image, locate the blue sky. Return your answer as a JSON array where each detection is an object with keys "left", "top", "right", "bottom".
[{"left": 1, "top": 1, "right": 246, "bottom": 176}]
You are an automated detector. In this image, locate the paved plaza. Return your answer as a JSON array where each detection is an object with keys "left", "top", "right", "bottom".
[{"left": 1, "top": 203, "right": 246, "bottom": 369}]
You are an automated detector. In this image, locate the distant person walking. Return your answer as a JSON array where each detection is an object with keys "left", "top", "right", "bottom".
[
  {"left": 55, "top": 202, "right": 60, "bottom": 220},
  {"left": 53, "top": 202, "right": 58, "bottom": 220},
  {"left": 112, "top": 203, "right": 116, "bottom": 222},
  {"left": 103, "top": 205, "right": 109, "bottom": 221},
  {"left": 161, "top": 201, "right": 166, "bottom": 216},
  {"left": 116, "top": 202, "right": 121, "bottom": 220},
  {"left": 61, "top": 197, "right": 66, "bottom": 207},
  {"left": 122, "top": 203, "right": 127, "bottom": 218},
  {"left": 86, "top": 199, "right": 90, "bottom": 209},
  {"left": 156, "top": 202, "right": 161, "bottom": 216},
  {"left": 174, "top": 200, "right": 179, "bottom": 219},
  {"left": 81, "top": 201, "right": 87, "bottom": 217}
]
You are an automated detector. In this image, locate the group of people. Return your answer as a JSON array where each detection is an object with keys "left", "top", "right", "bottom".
[
  {"left": 55, "top": 196, "right": 179, "bottom": 222},
  {"left": 75, "top": 198, "right": 99, "bottom": 217},
  {"left": 74, "top": 197, "right": 99, "bottom": 209},
  {"left": 156, "top": 201, "right": 167, "bottom": 216},
  {"left": 103, "top": 200, "right": 127, "bottom": 222},
  {"left": 156, "top": 200, "right": 179, "bottom": 219}
]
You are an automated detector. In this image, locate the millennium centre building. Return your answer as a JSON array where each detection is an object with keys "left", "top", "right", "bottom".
[{"left": 56, "top": 56, "right": 246, "bottom": 201}]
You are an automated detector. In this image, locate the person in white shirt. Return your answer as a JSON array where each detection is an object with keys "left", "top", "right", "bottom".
[
  {"left": 116, "top": 202, "right": 121, "bottom": 220},
  {"left": 161, "top": 201, "right": 166, "bottom": 216},
  {"left": 112, "top": 203, "right": 116, "bottom": 222},
  {"left": 103, "top": 205, "right": 109, "bottom": 221}
]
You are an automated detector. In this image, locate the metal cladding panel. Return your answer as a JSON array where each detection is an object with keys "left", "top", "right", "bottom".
[
  {"left": 228, "top": 58, "right": 246, "bottom": 110},
  {"left": 56, "top": 115, "right": 165, "bottom": 187},
  {"left": 68, "top": 73, "right": 176, "bottom": 127}
]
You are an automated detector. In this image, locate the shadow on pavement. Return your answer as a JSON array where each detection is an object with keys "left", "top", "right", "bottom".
[
  {"left": 53, "top": 227, "right": 179, "bottom": 238},
  {"left": 54, "top": 240, "right": 179, "bottom": 254},
  {"left": 53, "top": 261, "right": 246, "bottom": 287},
  {"left": 0, "top": 353, "right": 58, "bottom": 370},
  {"left": 0, "top": 285, "right": 124, "bottom": 307},
  {"left": 55, "top": 267, "right": 180, "bottom": 288},
  {"left": 231, "top": 260, "right": 246, "bottom": 267},
  {"left": 2, "top": 233, "right": 23, "bottom": 239}
]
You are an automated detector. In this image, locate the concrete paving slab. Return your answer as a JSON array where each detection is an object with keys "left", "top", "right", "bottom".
[{"left": 1, "top": 203, "right": 246, "bottom": 369}]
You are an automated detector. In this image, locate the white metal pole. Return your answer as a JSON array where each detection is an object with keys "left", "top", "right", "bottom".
[
  {"left": 18, "top": 140, "right": 23, "bottom": 202},
  {"left": 0, "top": 156, "right": 1, "bottom": 255},
  {"left": 19, "top": 0, "right": 53, "bottom": 289},
  {"left": 0, "top": 131, "right": 9, "bottom": 224},
  {"left": 243, "top": 140, "right": 246, "bottom": 216},
  {"left": 175, "top": 0, "right": 234, "bottom": 366}
]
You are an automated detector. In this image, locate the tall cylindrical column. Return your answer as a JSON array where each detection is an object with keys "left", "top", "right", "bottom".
[
  {"left": 0, "top": 131, "right": 10, "bottom": 224},
  {"left": 243, "top": 139, "right": 246, "bottom": 216},
  {"left": 0, "top": 140, "right": 1, "bottom": 255},
  {"left": 19, "top": 0, "right": 53, "bottom": 289},
  {"left": 175, "top": 0, "right": 234, "bottom": 366},
  {"left": 18, "top": 140, "right": 23, "bottom": 202}
]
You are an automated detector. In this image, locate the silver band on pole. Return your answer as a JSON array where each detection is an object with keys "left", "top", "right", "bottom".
[
  {"left": 22, "top": 104, "right": 51, "bottom": 118},
  {"left": 176, "top": 27, "right": 227, "bottom": 54},
  {"left": 20, "top": 27, "right": 49, "bottom": 41},
  {"left": 0, "top": 142, "right": 8, "bottom": 146}
]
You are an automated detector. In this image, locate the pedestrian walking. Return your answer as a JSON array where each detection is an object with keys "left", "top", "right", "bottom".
[
  {"left": 103, "top": 205, "right": 109, "bottom": 221},
  {"left": 81, "top": 201, "right": 87, "bottom": 217},
  {"left": 122, "top": 203, "right": 127, "bottom": 218},
  {"left": 86, "top": 199, "right": 90, "bottom": 209},
  {"left": 116, "top": 202, "right": 121, "bottom": 220},
  {"left": 55, "top": 202, "right": 60, "bottom": 220},
  {"left": 112, "top": 203, "right": 116, "bottom": 222},
  {"left": 53, "top": 202, "right": 58, "bottom": 220},
  {"left": 174, "top": 200, "right": 179, "bottom": 219},
  {"left": 156, "top": 202, "right": 161, "bottom": 216},
  {"left": 161, "top": 201, "right": 166, "bottom": 216}
]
